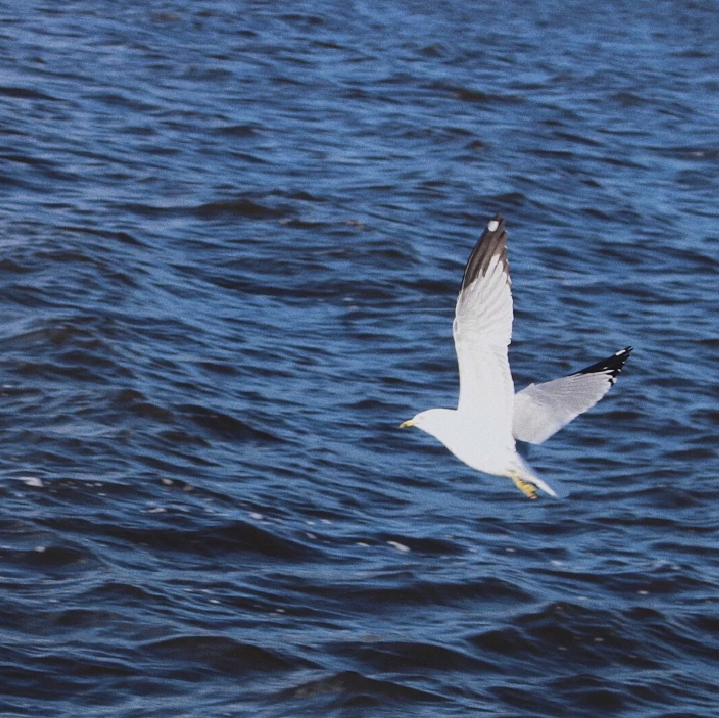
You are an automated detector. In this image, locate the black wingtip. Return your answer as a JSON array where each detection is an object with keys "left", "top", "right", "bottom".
[
  {"left": 575, "top": 346, "right": 633, "bottom": 384},
  {"left": 460, "top": 213, "right": 509, "bottom": 292}
]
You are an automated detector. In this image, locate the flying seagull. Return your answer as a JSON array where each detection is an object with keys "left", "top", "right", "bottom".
[{"left": 400, "top": 214, "right": 631, "bottom": 499}]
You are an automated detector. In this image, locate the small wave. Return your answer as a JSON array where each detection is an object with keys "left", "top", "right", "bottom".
[
  {"left": 377, "top": 533, "right": 463, "bottom": 556},
  {"left": 143, "top": 635, "right": 297, "bottom": 674},
  {"left": 174, "top": 404, "right": 282, "bottom": 443},
  {"left": 57, "top": 225, "right": 145, "bottom": 247},
  {"left": 304, "top": 576, "right": 533, "bottom": 609},
  {"left": 470, "top": 601, "right": 668, "bottom": 671},
  {"left": 10, "top": 544, "right": 97, "bottom": 576},
  {"left": 650, "top": 145, "right": 719, "bottom": 160},
  {"left": 276, "top": 670, "right": 442, "bottom": 706},
  {"left": 332, "top": 639, "right": 492, "bottom": 673},
  {"left": 425, "top": 81, "right": 525, "bottom": 105},
  {"left": 194, "top": 198, "right": 290, "bottom": 221},
  {"left": 215, "top": 123, "right": 261, "bottom": 137},
  {"left": 0, "top": 85, "right": 59, "bottom": 100},
  {"left": 101, "top": 519, "right": 321, "bottom": 562}
]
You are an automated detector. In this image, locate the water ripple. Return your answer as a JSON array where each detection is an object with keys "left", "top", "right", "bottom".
[{"left": 2, "top": 1, "right": 719, "bottom": 716}]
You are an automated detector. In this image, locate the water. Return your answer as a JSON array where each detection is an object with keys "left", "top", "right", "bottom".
[{"left": 1, "top": 1, "right": 718, "bottom": 716}]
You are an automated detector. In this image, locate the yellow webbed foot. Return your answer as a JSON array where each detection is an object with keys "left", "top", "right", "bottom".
[{"left": 510, "top": 474, "right": 538, "bottom": 500}]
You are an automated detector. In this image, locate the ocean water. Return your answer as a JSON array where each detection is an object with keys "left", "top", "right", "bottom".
[{"left": 1, "top": 1, "right": 719, "bottom": 716}]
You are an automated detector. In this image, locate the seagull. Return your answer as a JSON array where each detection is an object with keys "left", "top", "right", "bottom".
[{"left": 400, "top": 214, "right": 631, "bottom": 499}]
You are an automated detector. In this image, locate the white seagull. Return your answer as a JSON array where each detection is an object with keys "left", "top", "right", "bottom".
[{"left": 400, "top": 214, "right": 631, "bottom": 499}]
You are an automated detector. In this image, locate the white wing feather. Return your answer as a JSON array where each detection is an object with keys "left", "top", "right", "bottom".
[
  {"left": 513, "top": 348, "right": 632, "bottom": 444},
  {"left": 453, "top": 219, "right": 515, "bottom": 452}
]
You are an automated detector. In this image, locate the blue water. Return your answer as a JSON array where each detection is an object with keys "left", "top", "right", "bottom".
[{"left": 1, "top": 1, "right": 719, "bottom": 716}]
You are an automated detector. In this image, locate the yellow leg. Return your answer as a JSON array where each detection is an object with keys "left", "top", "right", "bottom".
[{"left": 510, "top": 473, "right": 538, "bottom": 500}]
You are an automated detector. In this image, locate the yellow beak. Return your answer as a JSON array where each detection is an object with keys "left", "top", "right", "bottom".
[{"left": 399, "top": 419, "right": 415, "bottom": 428}]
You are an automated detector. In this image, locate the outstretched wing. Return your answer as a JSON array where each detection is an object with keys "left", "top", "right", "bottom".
[
  {"left": 453, "top": 214, "right": 515, "bottom": 449},
  {"left": 512, "top": 347, "right": 633, "bottom": 444}
]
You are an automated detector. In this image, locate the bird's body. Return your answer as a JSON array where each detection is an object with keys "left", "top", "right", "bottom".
[{"left": 401, "top": 215, "right": 631, "bottom": 499}]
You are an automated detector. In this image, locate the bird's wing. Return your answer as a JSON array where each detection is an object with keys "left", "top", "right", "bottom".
[
  {"left": 512, "top": 347, "right": 633, "bottom": 444},
  {"left": 453, "top": 214, "right": 515, "bottom": 447}
]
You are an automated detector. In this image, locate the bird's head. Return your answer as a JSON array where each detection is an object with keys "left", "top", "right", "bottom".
[{"left": 399, "top": 409, "right": 455, "bottom": 443}]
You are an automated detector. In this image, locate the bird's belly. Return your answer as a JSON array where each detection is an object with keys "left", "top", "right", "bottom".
[{"left": 444, "top": 434, "right": 515, "bottom": 477}]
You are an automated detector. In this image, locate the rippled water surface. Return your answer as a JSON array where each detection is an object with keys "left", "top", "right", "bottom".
[{"left": 1, "top": 1, "right": 719, "bottom": 716}]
